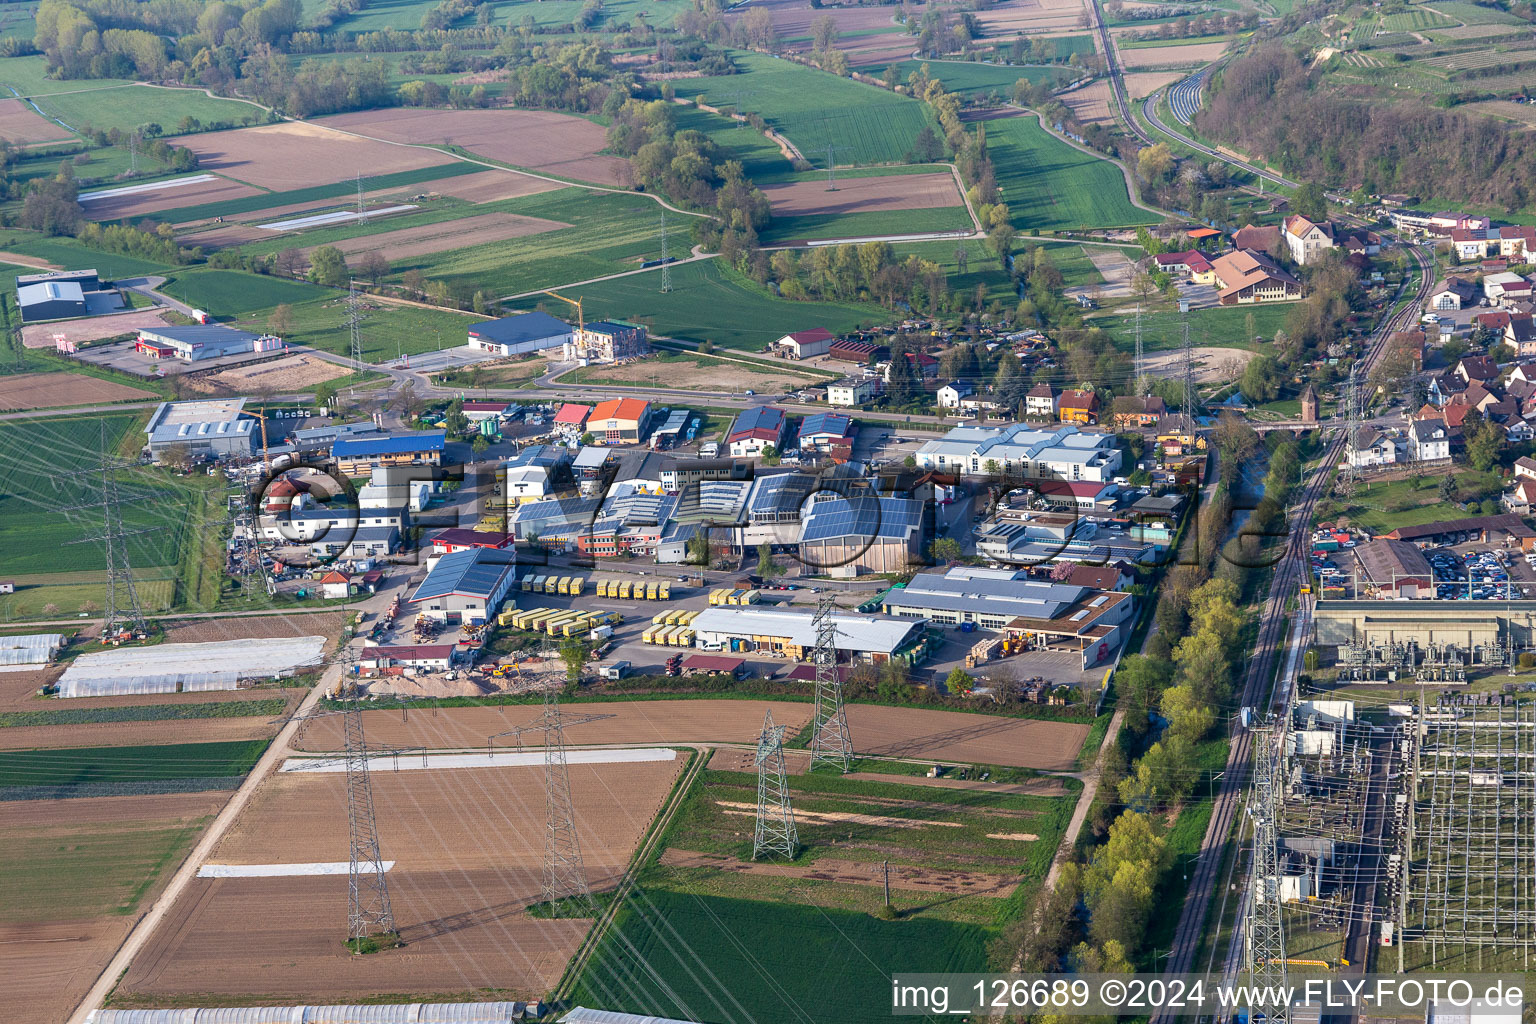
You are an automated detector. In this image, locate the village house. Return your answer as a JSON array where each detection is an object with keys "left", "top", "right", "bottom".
[
  {"left": 1283, "top": 214, "right": 1337, "bottom": 265},
  {"left": 1025, "top": 382, "right": 1058, "bottom": 419},
  {"left": 1111, "top": 395, "right": 1167, "bottom": 430},
  {"left": 1407, "top": 418, "right": 1451, "bottom": 463},
  {"left": 936, "top": 380, "right": 975, "bottom": 409},
  {"left": 1210, "top": 249, "right": 1303, "bottom": 305},
  {"left": 1428, "top": 277, "right": 1477, "bottom": 311},
  {"left": 1057, "top": 389, "right": 1100, "bottom": 425},
  {"left": 826, "top": 377, "right": 880, "bottom": 407},
  {"left": 1347, "top": 427, "right": 1398, "bottom": 468}
]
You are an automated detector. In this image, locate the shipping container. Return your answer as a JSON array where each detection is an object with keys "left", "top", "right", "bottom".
[
  {"left": 658, "top": 583, "right": 671, "bottom": 601},
  {"left": 596, "top": 580, "right": 611, "bottom": 598},
  {"left": 641, "top": 626, "right": 661, "bottom": 645},
  {"left": 497, "top": 609, "right": 518, "bottom": 627},
  {"left": 544, "top": 577, "right": 561, "bottom": 594},
  {"left": 568, "top": 577, "right": 584, "bottom": 596},
  {"left": 645, "top": 582, "right": 659, "bottom": 601},
  {"left": 618, "top": 581, "right": 633, "bottom": 600}
]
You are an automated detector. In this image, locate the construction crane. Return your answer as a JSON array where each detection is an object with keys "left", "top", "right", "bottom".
[{"left": 541, "top": 288, "right": 585, "bottom": 366}]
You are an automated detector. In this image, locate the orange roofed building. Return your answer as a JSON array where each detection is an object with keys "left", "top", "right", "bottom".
[{"left": 588, "top": 398, "right": 653, "bottom": 445}]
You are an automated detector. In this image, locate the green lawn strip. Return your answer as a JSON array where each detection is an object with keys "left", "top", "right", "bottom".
[
  {"left": 31, "top": 85, "right": 265, "bottom": 137},
  {"left": 983, "top": 114, "right": 1155, "bottom": 232},
  {"left": 214, "top": 194, "right": 480, "bottom": 256},
  {"left": 1091, "top": 302, "right": 1288, "bottom": 353},
  {"left": 0, "top": 232, "right": 173, "bottom": 279},
  {"left": 159, "top": 268, "right": 337, "bottom": 317},
  {"left": 1118, "top": 33, "right": 1241, "bottom": 49},
  {"left": 669, "top": 50, "right": 937, "bottom": 167},
  {"left": 753, "top": 162, "right": 958, "bottom": 186},
  {"left": 648, "top": 340, "right": 843, "bottom": 379},
  {"left": 0, "top": 739, "right": 270, "bottom": 788},
  {"left": 673, "top": 104, "right": 794, "bottom": 181},
  {"left": 0, "top": 699, "right": 287, "bottom": 728},
  {"left": 508, "top": 258, "right": 889, "bottom": 351},
  {"left": 1313, "top": 469, "right": 1501, "bottom": 533},
  {"left": 142, "top": 163, "right": 479, "bottom": 224},
  {"left": 865, "top": 59, "right": 1073, "bottom": 97},
  {"left": 759, "top": 205, "right": 973, "bottom": 244},
  {"left": 0, "top": 54, "right": 134, "bottom": 97}
]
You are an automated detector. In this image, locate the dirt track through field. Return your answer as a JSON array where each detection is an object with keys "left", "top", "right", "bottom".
[
  {"left": 0, "top": 371, "right": 155, "bottom": 411},
  {"left": 845, "top": 704, "right": 1088, "bottom": 770},
  {"left": 117, "top": 760, "right": 680, "bottom": 1004},
  {"left": 299, "top": 212, "right": 569, "bottom": 263},
  {"left": 180, "top": 121, "right": 446, "bottom": 190},
  {"left": 660, "top": 848, "right": 1020, "bottom": 896},
  {"left": 0, "top": 97, "right": 72, "bottom": 143},
  {"left": 294, "top": 698, "right": 815, "bottom": 751},
  {"left": 318, "top": 108, "right": 628, "bottom": 186},
  {"left": 760, "top": 172, "right": 962, "bottom": 217}
]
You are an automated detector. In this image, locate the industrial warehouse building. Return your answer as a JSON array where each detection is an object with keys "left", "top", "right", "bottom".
[
  {"left": 799, "top": 495, "right": 927, "bottom": 577},
  {"left": 134, "top": 324, "right": 273, "bottom": 362},
  {"left": 143, "top": 399, "right": 258, "bottom": 460},
  {"left": 883, "top": 566, "right": 1135, "bottom": 667},
  {"left": 688, "top": 606, "right": 925, "bottom": 663},
  {"left": 17, "top": 279, "right": 87, "bottom": 321},
  {"left": 407, "top": 547, "right": 518, "bottom": 624},
  {"left": 912, "top": 424, "right": 1123, "bottom": 481},
  {"left": 466, "top": 311, "right": 572, "bottom": 356}
]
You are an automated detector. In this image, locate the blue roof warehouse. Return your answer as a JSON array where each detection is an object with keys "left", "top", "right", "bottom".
[{"left": 333, "top": 431, "right": 446, "bottom": 475}]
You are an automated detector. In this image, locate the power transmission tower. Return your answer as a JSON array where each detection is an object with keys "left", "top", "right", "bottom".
[
  {"left": 752, "top": 709, "right": 797, "bottom": 860},
  {"left": 955, "top": 246, "right": 968, "bottom": 275},
  {"left": 1180, "top": 316, "right": 1196, "bottom": 421},
  {"left": 659, "top": 211, "right": 673, "bottom": 294},
  {"left": 825, "top": 145, "right": 836, "bottom": 191},
  {"left": 62, "top": 425, "right": 150, "bottom": 636},
  {"left": 340, "top": 665, "right": 398, "bottom": 948},
  {"left": 807, "top": 596, "right": 853, "bottom": 773},
  {"left": 1134, "top": 302, "right": 1146, "bottom": 396},
  {"left": 346, "top": 282, "right": 366, "bottom": 386},
  {"left": 1340, "top": 361, "right": 1360, "bottom": 497},
  {"left": 1246, "top": 722, "right": 1290, "bottom": 1024},
  {"left": 356, "top": 173, "right": 366, "bottom": 226}
]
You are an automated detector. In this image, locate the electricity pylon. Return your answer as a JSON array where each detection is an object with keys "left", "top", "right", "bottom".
[
  {"left": 340, "top": 666, "right": 397, "bottom": 948},
  {"left": 807, "top": 596, "right": 853, "bottom": 773},
  {"left": 659, "top": 211, "right": 673, "bottom": 294},
  {"left": 61, "top": 425, "right": 150, "bottom": 635},
  {"left": 1246, "top": 721, "right": 1290, "bottom": 1024},
  {"left": 752, "top": 709, "right": 797, "bottom": 860}
]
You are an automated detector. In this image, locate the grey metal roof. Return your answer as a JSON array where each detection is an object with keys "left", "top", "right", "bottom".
[
  {"left": 887, "top": 567, "right": 1087, "bottom": 619},
  {"left": 467, "top": 311, "right": 571, "bottom": 345},
  {"left": 137, "top": 324, "right": 261, "bottom": 347},
  {"left": 409, "top": 548, "right": 515, "bottom": 602},
  {"left": 690, "top": 606, "right": 921, "bottom": 654},
  {"left": 17, "top": 280, "right": 83, "bottom": 305}
]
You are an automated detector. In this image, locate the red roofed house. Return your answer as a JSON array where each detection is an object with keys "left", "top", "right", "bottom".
[
  {"left": 884, "top": 351, "right": 938, "bottom": 379},
  {"left": 1057, "top": 388, "right": 1100, "bottom": 424},
  {"left": 1186, "top": 226, "right": 1222, "bottom": 243},
  {"left": 319, "top": 570, "right": 352, "bottom": 600},
  {"left": 1211, "top": 248, "right": 1303, "bottom": 305},
  {"left": 773, "top": 328, "right": 835, "bottom": 359},
  {"left": 431, "top": 528, "right": 512, "bottom": 555},
  {"left": 588, "top": 397, "right": 653, "bottom": 445},
  {"left": 1476, "top": 310, "right": 1513, "bottom": 333},
  {"left": 1154, "top": 250, "right": 1215, "bottom": 283},
  {"left": 1506, "top": 477, "right": 1536, "bottom": 515},
  {"left": 1500, "top": 225, "right": 1536, "bottom": 260},
  {"left": 1456, "top": 355, "right": 1499, "bottom": 385},
  {"left": 1232, "top": 224, "right": 1282, "bottom": 255}
]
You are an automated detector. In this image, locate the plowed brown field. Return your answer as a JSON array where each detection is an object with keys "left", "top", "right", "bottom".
[
  {"left": 159, "top": 612, "right": 344, "bottom": 645},
  {"left": 295, "top": 698, "right": 814, "bottom": 752},
  {"left": 0, "top": 97, "right": 70, "bottom": 143},
  {"left": 976, "top": 0, "right": 1091, "bottom": 36},
  {"left": 202, "top": 353, "right": 351, "bottom": 392},
  {"left": 0, "top": 715, "right": 279, "bottom": 750},
  {"left": 180, "top": 122, "right": 445, "bottom": 190},
  {"left": 81, "top": 176, "right": 261, "bottom": 221},
  {"left": 724, "top": 0, "right": 916, "bottom": 65},
  {"left": 430, "top": 169, "right": 564, "bottom": 203},
  {"left": 2, "top": 791, "right": 228, "bottom": 1022},
  {"left": 0, "top": 371, "right": 155, "bottom": 411},
  {"left": 117, "top": 760, "right": 682, "bottom": 1004},
  {"left": 844, "top": 704, "right": 1087, "bottom": 770},
  {"left": 1118, "top": 41, "right": 1229, "bottom": 67},
  {"left": 317, "top": 108, "right": 627, "bottom": 186},
  {"left": 759, "top": 171, "right": 962, "bottom": 216},
  {"left": 300, "top": 212, "right": 569, "bottom": 263}
]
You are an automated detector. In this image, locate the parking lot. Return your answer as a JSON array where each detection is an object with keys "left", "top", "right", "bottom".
[{"left": 1428, "top": 544, "right": 1536, "bottom": 599}]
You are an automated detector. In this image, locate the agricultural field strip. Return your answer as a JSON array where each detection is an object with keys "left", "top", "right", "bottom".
[
  {"left": 281, "top": 748, "right": 679, "bottom": 771},
  {"left": 258, "top": 204, "right": 417, "bottom": 231},
  {"left": 78, "top": 174, "right": 219, "bottom": 202}
]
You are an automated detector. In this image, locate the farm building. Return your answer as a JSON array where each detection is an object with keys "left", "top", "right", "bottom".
[
  {"left": 828, "top": 338, "right": 888, "bottom": 363},
  {"left": 54, "top": 635, "right": 327, "bottom": 698},
  {"left": 726, "top": 407, "right": 786, "bottom": 457},
  {"left": 689, "top": 605, "right": 925, "bottom": 663},
  {"left": 17, "top": 278, "right": 87, "bottom": 321},
  {"left": 134, "top": 324, "right": 270, "bottom": 362},
  {"left": 332, "top": 431, "right": 445, "bottom": 475},
  {"left": 407, "top": 546, "right": 518, "bottom": 624},
  {"left": 799, "top": 495, "right": 927, "bottom": 577},
  {"left": 772, "top": 327, "right": 835, "bottom": 359},
  {"left": 467, "top": 311, "right": 572, "bottom": 356},
  {"left": 144, "top": 398, "right": 257, "bottom": 460},
  {"left": 1211, "top": 248, "right": 1303, "bottom": 305},
  {"left": 360, "top": 643, "right": 459, "bottom": 672},
  {"left": 565, "top": 319, "right": 648, "bottom": 364},
  {"left": 588, "top": 398, "right": 653, "bottom": 445},
  {"left": 883, "top": 566, "right": 1134, "bottom": 667}
]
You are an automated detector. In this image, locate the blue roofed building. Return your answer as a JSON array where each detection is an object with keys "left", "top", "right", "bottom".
[
  {"left": 467, "top": 311, "right": 573, "bottom": 357},
  {"left": 333, "top": 431, "right": 446, "bottom": 475},
  {"left": 407, "top": 547, "right": 518, "bottom": 623},
  {"left": 799, "top": 494, "right": 928, "bottom": 577},
  {"left": 798, "top": 412, "right": 855, "bottom": 451}
]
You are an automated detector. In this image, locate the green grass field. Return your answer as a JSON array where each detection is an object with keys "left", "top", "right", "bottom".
[
  {"left": 984, "top": 114, "right": 1155, "bottom": 231},
  {"left": 1382, "top": 8, "right": 1457, "bottom": 30},
  {"left": 1, "top": 814, "right": 211, "bottom": 922},
  {"left": 670, "top": 51, "right": 936, "bottom": 166},
  {"left": 870, "top": 59, "right": 1073, "bottom": 97},
  {"left": 0, "top": 54, "right": 134, "bottom": 97},
  {"left": 673, "top": 104, "right": 794, "bottom": 181},
  {"left": 494, "top": 0, "right": 691, "bottom": 29},
  {"left": 760, "top": 205, "right": 973, "bottom": 244},
  {"left": 223, "top": 292, "right": 486, "bottom": 362},
  {"left": 572, "top": 889, "right": 992, "bottom": 1024},
  {"left": 1119, "top": 33, "right": 1238, "bottom": 49},
  {"left": 1425, "top": 0, "right": 1526, "bottom": 24},
  {"left": 0, "top": 699, "right": 288, "bottom": 729},
  {"left": 0, "top": 413, "right": 198, "bottom": 578},
  {"left": 31, "top": 85, "right": 265, "bottom": 136},
  {"left": 1093, "top": 301, "right": 1290, "bottom": 351},
  {"left": 0, "top": 232, "right": 173, "bottom": 279},
  {"left": 1313, "top": 469, "right": 1501, "bottom": 534},
  {"left": 0, "top": 739, "right": 270, "bottom": 788},
  {"left": 159, "top": 268, "right": 336, "bottom": 317},
  {"left": 511, "top": 258, "right": 889, "bottom": 350}
]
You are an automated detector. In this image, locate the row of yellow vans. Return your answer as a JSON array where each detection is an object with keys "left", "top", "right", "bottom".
[
  {"left": 498, "top": 608, "right": 624, "bottom": 637},
  {"left": 521, "top": 575, "right": 585, "bottom": 596},
  {"left": 596, "top": 579, "right": 672, "bottom": 601},
  {"left": 707, "top": 588, "right": 760, "bottom": 606}
]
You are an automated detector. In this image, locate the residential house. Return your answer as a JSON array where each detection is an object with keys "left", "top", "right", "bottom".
[
  {"left": 1025, "top": 382, "right": 1058, "bottom": 419},
  {"left": 1210, "top": 248, "right": 1303, "bottom": 304},
  {"left": 1514, "top": 455, "right": 1536, "bottom": 481},
  {"left": 773, "top": 328, "right": 835, "bottom": 359},
  {"left": 1111, "top": 395, "right": 1167, "bottom": 430},
  {"left": 1451, "top": 226, "right": 1499, "bottom": 261},
  {"left": 798, "top": 412, "right": 855, "bottom": 451},
  {"left": 726, "top": 406, "right": 787, "bottom": 458},
  {"left": 587, "top": 398, "right": 653, "bottom": 445},
  {"left": 1509, "top": 315, "right": 1536, "bottom": 358},
  {"left": 1156, "top": 414, "right": 1204, "bottom": 456},
  {"left": 1499, "top": 225, "right": 1536, "bottom": 260},
  {"left": 1505, "top": 477, "right": 1536, "bottom": 515},
  {"left": 959, "top": 394, "right": 1005, "bottom": 416},
  {"left": 1428, "top": 277, "right": 1476, "bottom": 311},
  {"left": 1347, "top": 427, "right": 1398, "bottom": 468},
  {"left": 885, "top": 351, "right": 938, "bottom": 380},
  {"left": 1407, "top": 418, "right": 1451, "bottom": 462},
  {"left": 1475, "top": 310, "right": 1513, "bottom": 335},
  {"left": 827, "top": 377, "right": 880, "bottom": 407},
  {"left": 936, "top": 380, "right": 975, "bottom": 409},
  {"left": 1154, "top": 250, "right": 1215, "bottom": 281},
  {"left": 1283, "top": 214, "right": 1337, "bottom": 265},
  {"left": 1232, "top": 224, "right": 1282, "bottom": 255},
  {"left": 1057, "top": 389, "right": 1099, "bottom": 424},
  {"left": 1456, "top": 355, "right": 1499, "bottom": 386}
]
